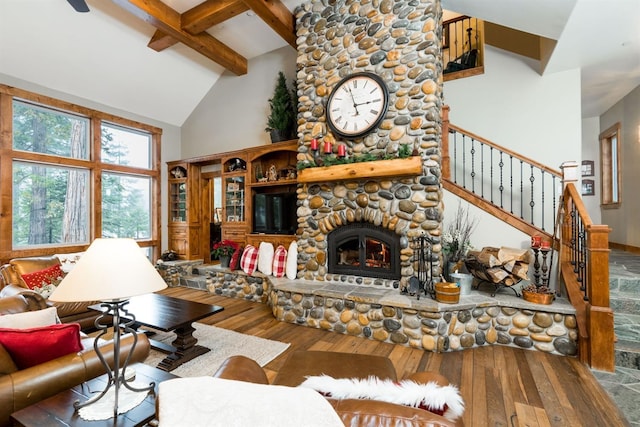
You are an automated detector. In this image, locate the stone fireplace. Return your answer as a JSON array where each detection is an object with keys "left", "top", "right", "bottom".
[
  {"left": 328, "top": 222, "right": 401, "bottom": 280},
  {"left": 294, "top": 0, "right": 444, "bottom": 290}
]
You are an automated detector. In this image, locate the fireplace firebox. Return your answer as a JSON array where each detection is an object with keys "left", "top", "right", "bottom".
[{"left": 327, "top": 223, "right": 401, "bottom": 280}]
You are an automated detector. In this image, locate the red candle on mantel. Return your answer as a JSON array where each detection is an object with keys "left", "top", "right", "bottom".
[
  {"left": 540, "top": 239, "right": 551, "bottom": 250},
  {"left": 337, "top": 144, "right": 346, "bottom": 157},
  {"left": 310, "top": 138, "right": 318, "bottom": 151},
  {"left": 324, "top": 140, "right": 332, "bottom": 154}
]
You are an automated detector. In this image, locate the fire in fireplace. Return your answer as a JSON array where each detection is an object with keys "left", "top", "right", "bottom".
[{"left": 327, "top": 223, "right": 401, "bottom": 280}]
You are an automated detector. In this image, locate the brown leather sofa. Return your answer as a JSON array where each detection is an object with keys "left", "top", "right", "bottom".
[
  {"left": 0, "top": 292, "right": 151, "bottom": 427},
  {"left": 0, "top": 255, "right": 100, "bottom": 330},
  {"left": 207, "top": 351, "right": 464, "bottom": 427}
]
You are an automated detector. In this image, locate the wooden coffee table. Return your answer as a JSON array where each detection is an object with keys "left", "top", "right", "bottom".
[
  {"left": 92, "top": 293, "right": 224, "bottom": 372},
  {"left": 10, "top": 363, "right": 177, "bottom": 427}
]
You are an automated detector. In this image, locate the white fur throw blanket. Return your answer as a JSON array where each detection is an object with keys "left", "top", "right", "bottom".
[{"left": 300, "top": 375, "right": 465, "bottom": 421}]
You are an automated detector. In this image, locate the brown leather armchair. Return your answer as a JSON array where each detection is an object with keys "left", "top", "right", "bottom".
[
  {"left": 206, "top": 351, "right": 464, "bottom": 427},
  {"left": 0, "top": 293, "right": 151, "bottom": 427},
  {"left": 0, "top": 255, "right": 100, "bottom": 330}
]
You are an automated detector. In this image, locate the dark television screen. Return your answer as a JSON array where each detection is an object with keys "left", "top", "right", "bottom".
[{"left": 253, "top": 192, "right": 295, "bottom": 234}]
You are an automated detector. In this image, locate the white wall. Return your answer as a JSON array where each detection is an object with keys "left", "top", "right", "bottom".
[
  {"left": 0, "top": 73, "right": 181, "bottom": 252},
  {"left": 599, "top": 85, "right": 640, "bottom": 247},
  {"left": 442, "top": 46, "right": 582, "bottom": 251},
  {"left": 180, "top": 47, "right": 297, "bottom": 158},
  {"left": 580, "top": 117, "right": 601, "bottom": 223}
]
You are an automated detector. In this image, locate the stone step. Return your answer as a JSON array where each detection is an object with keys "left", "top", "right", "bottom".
[{"left": 614, "top": 312, "right": 640, "bottom": 370}]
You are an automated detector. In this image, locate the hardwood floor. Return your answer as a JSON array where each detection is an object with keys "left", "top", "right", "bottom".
[{"left": 161, "top": 287, "right": 630, "bottom": 427}]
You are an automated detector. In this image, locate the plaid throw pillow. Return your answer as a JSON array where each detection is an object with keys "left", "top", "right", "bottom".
[
  {"left": 272, "top": 245, "right": 287, "bottom": 277},
  {"left": 240, "top": 245, "right": 259, "bottom": 275}
]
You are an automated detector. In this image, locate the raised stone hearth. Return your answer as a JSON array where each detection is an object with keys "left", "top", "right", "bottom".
[{"left": 171, "top": 265, "right": 578, "bottom": 358}]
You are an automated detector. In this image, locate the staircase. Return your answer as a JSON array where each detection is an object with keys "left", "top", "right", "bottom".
[
  {"left": 443, "top": 106, "right": 615, "bottom": 372},
  {"left": 610, "top": 249, "right": 640, "bottom": 370}
]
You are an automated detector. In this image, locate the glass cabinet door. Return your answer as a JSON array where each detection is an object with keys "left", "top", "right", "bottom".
[
  {"left": 170, "top": 181, "right": 187, "bottom": 222},
  {"left": 225, "top": 176, "right": 245, "bottom": 222}
]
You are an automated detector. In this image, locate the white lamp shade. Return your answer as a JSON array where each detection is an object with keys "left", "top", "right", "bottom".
[{"left": 49, "top": 238, "right": 167, "bottom": 302}]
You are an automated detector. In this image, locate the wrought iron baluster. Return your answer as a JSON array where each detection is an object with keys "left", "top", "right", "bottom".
[
  {"left": 529, "top": 165, "right": 535, "bottom": 226},
  {"left": 499, "top": 151, "right": 504, "bottom": 208},
  {"left": 480, "top": 142, "right": 485, "bottom": 199},
  {"left": 452, "top": 131, "right": 458, "bottom": 184},
  {"left": 462, "top": 135, "right": 467, "bottom": 189},
  {"left": 541, "top": 171, "right": 545, "bottom": 231},
  {"left": 489, "top": 146, "right": 494, "bottom": 203},
  {"left": 470, "top": 138, "right": 476, "bottom": 193},
  {"left": 510, "top": 156, "right": 514, "bottom": 214},
  {"left": 519, "top": 160, "right": 524, "bottom": 219}
]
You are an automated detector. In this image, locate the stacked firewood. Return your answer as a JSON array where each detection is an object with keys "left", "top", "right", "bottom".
[{"left": 464, "top": 246, "right": 532, "bottom": 287}]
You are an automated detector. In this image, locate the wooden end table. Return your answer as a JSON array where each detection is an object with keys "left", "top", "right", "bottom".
[{"left": 10, "top": 363, "right": 178, "bottom": 427}]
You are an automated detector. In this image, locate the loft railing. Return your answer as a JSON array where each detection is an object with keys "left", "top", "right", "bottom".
[
  {"left": 560, "top": 183, "right": 613, "bottom": 371},
  {"left": 441, "top": 106, "right": 561, "bottom": 240},
  {"left": 443, "top": 15, "right": 484, "bottom": 79}
]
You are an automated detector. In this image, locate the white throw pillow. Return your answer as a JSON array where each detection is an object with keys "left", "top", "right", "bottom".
[
  {"left": 257, "top": 242, "right": 274, "bottom": 275},
  {"left": 286, "top": 241, "right": 298, "bottom": 280},
  {"left": 0, "top": 306, "right": 59, "bottom": 329}
]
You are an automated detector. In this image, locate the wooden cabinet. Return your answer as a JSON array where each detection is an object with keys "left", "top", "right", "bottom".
[
  {"left": 168, "top": 141, "right": 299, "bottom": 259},
  {"left": 246, "top": 141, "right": 298, "bottom": 249},
  {"left": 167, "top": 161, "right": 201, "bottom": 260}
]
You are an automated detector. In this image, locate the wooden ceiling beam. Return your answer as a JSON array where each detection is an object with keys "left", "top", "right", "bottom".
[
  {"left": 111, "top": 0, "right": 247, "bottom": 75},
  {"left": 148, "top": 29, "right": 179, "bottom": 51},
  {"left": 182, "top": 0, "right": 250, "bottom": 34},
  {"left": 241, "top": 0, "right": 296, "bottom": 48}
]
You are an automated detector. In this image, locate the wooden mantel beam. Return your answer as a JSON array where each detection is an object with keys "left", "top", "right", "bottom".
[
  {"left": 242, "top": 0, "right": 296, "bottom": 49},
  {"left": 111, "top": 0, "right": 247, "bottom": 75}
]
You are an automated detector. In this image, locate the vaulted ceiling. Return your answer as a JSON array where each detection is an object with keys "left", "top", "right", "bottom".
[{"left": 0, "top": 0, "right": 638, "bottom": 126}]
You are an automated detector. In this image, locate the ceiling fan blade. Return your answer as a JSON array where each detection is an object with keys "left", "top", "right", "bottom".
[{"left": 66, "top": 0, "right": 90, "bottom": 12}]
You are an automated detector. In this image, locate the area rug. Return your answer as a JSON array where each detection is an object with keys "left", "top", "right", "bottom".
[{"left": 142, "top": 323, "right": 290, "bottom": 377}]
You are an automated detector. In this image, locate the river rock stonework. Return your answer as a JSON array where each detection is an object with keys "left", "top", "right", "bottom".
[{"left": 294, "top": 0, "right": 444, "bottom": 289}]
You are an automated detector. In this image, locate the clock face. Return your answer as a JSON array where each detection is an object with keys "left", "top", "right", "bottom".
[{"left": 326, "top": 72, "right": 389, "bottom": 139}]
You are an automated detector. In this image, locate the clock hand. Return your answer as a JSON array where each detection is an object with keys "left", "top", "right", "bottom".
[
  {"left": 347, "top": 87, "right": 360, "bottom": 116},
  {"left": 354, "top": 99, "right": 376, "bottom": 107}
]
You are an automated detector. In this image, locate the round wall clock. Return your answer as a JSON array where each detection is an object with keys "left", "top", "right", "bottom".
[{"left": 326, "top": 72, "right": 389, "bottom": 139}]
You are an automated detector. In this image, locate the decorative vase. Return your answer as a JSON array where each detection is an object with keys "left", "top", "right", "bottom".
[
  {"left": 522, "top": 289, "right": 554, "bottom": 305},
  {"left": 219, "top": 255, "right": 231, "bottom": 269},
  {"left": 269, "top": 129, "right": 290, "bottom": 143}
]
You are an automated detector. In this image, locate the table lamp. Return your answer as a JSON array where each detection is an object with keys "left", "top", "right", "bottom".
[{"left": 49, "top": 238, "right": 167, "bottom": 420}]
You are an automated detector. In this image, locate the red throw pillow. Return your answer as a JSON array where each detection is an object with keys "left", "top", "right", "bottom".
[
  {"left": 272, "top": 245, "right": 287, "bottom": 278},
  {"left": 20, "top": 264, "right": 65, "bottom": 290},
  {"left": 240, "top": 245, "right": 259, "bottom": 275},
  {"left": 0, "top": 323, "right": 82, "bottom": 369},
  {"left": 229, "top": 246, "right": 244, "bottom": 271}
]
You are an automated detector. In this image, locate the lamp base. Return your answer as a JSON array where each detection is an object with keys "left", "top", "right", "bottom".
[
  {"left": 75, "top": 299, "right": 154, "bottom": 419},
  {"left": 78, "top": 382, "right": 149, "bottom": 421}
]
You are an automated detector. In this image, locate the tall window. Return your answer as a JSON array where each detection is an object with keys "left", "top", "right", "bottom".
[
  {"left": 599, "top": 123, "right": 621, "bottom": 207},
  {"left": 0, "top": 87, "right": 161, "bottom": 260}
]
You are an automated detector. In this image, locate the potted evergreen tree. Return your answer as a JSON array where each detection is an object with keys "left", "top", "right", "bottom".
[{"left": 265, "top": 71, "right": 296, "bottom": 143}]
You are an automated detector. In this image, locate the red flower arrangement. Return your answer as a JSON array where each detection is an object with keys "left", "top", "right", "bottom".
[{"left": 211, "top": 240, "right": 239, "bottom": 258}]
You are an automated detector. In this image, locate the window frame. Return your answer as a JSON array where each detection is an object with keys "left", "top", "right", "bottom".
[
  {"left": 0, "top": 85, "right": 162, "bottom": 261},
  {"left": 599, "top": 122, "right": 622, "bottom": 209}
]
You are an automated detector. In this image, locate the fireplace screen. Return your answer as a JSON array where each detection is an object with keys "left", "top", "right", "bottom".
[{"left": 327, "top": 223, "right": 400, "bottom": 280}]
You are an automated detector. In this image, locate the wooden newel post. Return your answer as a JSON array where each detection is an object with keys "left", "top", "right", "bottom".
[
  {"left": 441, "top": 105, "right": 450, "bottom": 180},
  {"left": 586, "top": 223, "right": 614, "bottom": 372}
]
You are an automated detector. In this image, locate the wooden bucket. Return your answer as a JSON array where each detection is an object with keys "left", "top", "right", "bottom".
[{"left": 435, "top": 282, "right": 460, "bottom": 304}]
